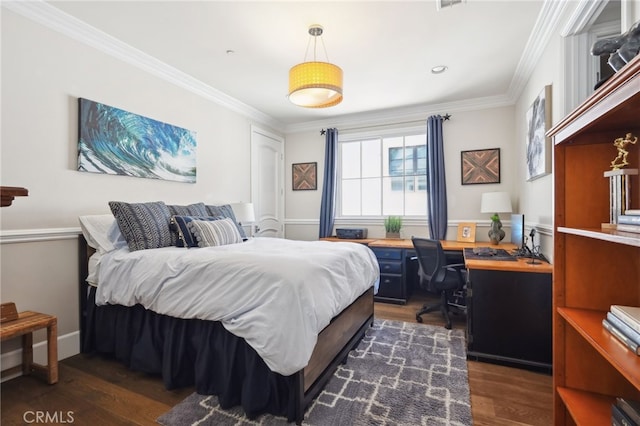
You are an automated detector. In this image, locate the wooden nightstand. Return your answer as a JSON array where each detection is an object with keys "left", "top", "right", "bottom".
[{"left": 0, "top": 308, "right": 58, "bottom": 384}]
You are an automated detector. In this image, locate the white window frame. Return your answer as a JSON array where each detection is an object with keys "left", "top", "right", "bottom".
[{"left": 336, "top": 125, "right": 428, "bottom": 224}]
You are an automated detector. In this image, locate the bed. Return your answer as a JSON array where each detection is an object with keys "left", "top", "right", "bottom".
[{"left": 77, "top": 203, "right": 379, "bottom": 424}]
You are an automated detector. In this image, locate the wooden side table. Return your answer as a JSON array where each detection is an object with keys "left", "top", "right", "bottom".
[{"left": 0, "top": 311, "right": 58, "bottom": 384}]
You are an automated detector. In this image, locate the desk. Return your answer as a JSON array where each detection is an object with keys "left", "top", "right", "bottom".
[
  {"left": 464, "top": 253, "right": 552, "bottom": 370},
  {"left": 322, "top": 238, "right": 521, "bottom": 304},
  {"left": 322, "top": 237, "right": 553, "bottom": 369}
]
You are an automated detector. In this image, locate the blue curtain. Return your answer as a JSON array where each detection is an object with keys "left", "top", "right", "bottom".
[
  {"left": 319, "top": 128, "right": 338, "bottom": 238},
  {"left": 426, "top": 116, "right": 448, "bottom": 239}
]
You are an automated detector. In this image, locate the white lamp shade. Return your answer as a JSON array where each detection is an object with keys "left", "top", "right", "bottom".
[
  {"left": 480, "top": 192, "right": 512, "bottom": 214},
  {"left": 231, "top": 202, "right": 255, "bottom": 224}
]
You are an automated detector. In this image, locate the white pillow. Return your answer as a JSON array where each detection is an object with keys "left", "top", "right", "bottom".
[
  {"left": 188, "top": 217, "right": 243, "bottom": 247},
  {"left": 78, "top": 214, "right": 116, "bottom": 254},
  {"left": 107, "top": 219, "right": 128, "bottom": 250}
]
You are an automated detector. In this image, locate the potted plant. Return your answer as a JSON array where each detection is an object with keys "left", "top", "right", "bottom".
[{"left": 384, "top": 216, "right": 403, "bottom": 239}]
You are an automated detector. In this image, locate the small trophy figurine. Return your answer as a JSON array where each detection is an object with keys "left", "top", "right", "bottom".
[{"left": 610, "top": 133, "right": 637, "bottom": 170}]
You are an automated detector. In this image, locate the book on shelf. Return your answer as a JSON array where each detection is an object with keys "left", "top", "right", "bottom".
[
  {"left": 603, "top": 319, "right": 640, "bottom": 355},
  {"left": 612, "top": 403, "right": 639, "bottom": 426},
  {"left": 611, "top": 305, "right": 640, "bottom": 334},
  {"left": 616, "top": 223, "right": 640, "bottom": 234},
  {"left": 607, "top": 312, "right": 640, "bottom": 346},
  {"left": 619, "top": 215, "right": 640, "bottom": 225},
  {"left": 617, "top": 397, "right": 640, "bottom": 425}
]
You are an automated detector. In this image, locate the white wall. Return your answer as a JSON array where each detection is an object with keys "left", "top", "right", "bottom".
[
  {"left": 284, "top": 106, "right": 519, "bottom": 243},
  {"left": 513, "top": 17, "right": 565, "bottom": 261},
  {"left": 0, "top": 10, "right": 279, "bottom": 360}
]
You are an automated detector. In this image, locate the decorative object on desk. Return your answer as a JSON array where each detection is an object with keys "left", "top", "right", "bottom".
[
  {"left": 292, "top": 162, "right": 317, "bottom": 190},
  {"left": 526, "top": 228, "right": 541, "bottom": 264},
  {"left": 460, "top": 148, "right": 500, "bottom": 185},
  {"left": 525, "top": 85, "right": 552, "bottom": 181},
  {"left": 610, "top": 133, "right": 638, "bottom": 170},
  {"left": 480, "top": 191, "right": 512, "bottom": 244},
  {"left": 456, "top": 222, "right": 476, "bottom": 242},
  {"left": 230, "top": 202, "right": 255, "bottom": 238},
  {"left": 384, "top": 215, "right": 403, "bottom": 239},
  {"left": 78, "top": 98, "right": 197, "bottom": 183},
  {"left": 158, "top": 320, "right": 471, "bottom": 426}
]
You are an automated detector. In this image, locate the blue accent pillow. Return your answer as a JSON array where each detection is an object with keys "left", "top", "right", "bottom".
[
  {"left": 172, "top": 215, "right": 222, "bottom": 247},
  {"left": 108, "top": 201, "right": 173, "bottom": 251},
  {"left": 167, "top": 203, "right": 209, "bottom": 245},
  {"left": 205, "top": 204, "right": 247, "bottom": 239}
]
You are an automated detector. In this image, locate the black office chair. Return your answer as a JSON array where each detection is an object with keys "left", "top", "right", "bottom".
[{"left": 412, "top": 237, "right": 466, "bottom": 329}]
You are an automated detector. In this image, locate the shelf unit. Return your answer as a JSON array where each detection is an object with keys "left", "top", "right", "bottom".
[{"left": 548, "top": 54, "right": 640, "bottom": 425}]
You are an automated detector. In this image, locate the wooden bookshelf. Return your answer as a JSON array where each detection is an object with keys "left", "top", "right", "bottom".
[{"left": 548, "top": 54, "right": 640, "bottom": 425}]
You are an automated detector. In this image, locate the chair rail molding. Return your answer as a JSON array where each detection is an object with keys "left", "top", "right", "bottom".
[{"left": 0, "top": 228, "right": 80, "bottom": 244}]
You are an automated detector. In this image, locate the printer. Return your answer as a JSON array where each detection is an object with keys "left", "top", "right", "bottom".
[{"left": 335, "top": 228, "right": 368, "bottom": 239}]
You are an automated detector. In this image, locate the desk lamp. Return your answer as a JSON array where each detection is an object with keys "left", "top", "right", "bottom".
[
  {"left": 480, "top": 192, "right": 512, "bottom": 245},
  {"left": 231, "top": 202, "right": 256, "bottom": 238}
]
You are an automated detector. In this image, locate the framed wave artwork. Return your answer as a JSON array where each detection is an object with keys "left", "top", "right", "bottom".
[{"left": 77, "top": 98, "right": 197, "bottom": 183}]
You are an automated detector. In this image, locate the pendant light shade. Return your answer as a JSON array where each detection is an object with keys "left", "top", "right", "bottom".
[{"left": 288, "top": 25, "right": 343, "bottom": 108}]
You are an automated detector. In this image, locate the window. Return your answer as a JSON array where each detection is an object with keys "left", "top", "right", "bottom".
[{"left": 339, "top": 131, "right": 427, "bottom": 217}]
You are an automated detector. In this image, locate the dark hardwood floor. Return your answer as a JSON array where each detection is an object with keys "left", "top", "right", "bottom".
[{"left": 1, "top": 290, "right": 552, "bottom": 425}]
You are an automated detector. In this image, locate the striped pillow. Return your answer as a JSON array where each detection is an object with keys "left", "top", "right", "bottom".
[
  {"left": 171, "top": 215, "right": 222, "bottom": 248},
  {"left": 188, "top": 217, "right": 243, "bottom": 247}
]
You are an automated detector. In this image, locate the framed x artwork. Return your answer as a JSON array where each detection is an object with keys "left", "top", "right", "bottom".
[
  {"left": 461, "top": 148, "right": 500, "bottom": 185},
  {"left": 292, "top": 162, "right": 317, "bottom": 190}
]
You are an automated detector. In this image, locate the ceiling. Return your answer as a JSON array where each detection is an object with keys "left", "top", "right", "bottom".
[{"left": 29, "top": 1, "right": 559, "bottom": 129}]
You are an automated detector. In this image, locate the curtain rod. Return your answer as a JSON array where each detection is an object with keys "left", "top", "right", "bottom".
[{"left": 320, "top": 113, "right": 451, "bottom": 135}]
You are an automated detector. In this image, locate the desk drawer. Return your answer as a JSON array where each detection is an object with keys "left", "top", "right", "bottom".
[
  {"left": 372, "top": 248, "right": 402, "bottom": 260},
  {"left": 378, "top": 260, "right": 402, "bottom": 274},
  {"left": 378, "top": 274, "right": 403, "bottom": 299}
]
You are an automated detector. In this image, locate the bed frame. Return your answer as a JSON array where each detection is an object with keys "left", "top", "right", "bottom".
[{"left": 78, "top": 235, "right": 374, "bottom": 424}]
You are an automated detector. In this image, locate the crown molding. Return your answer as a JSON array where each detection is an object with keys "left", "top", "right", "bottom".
[
  {"left": 2, "top": 0, "right": 284, "bottom": 132},
  {"left": 4, "top": 0, "right": 574, "bottom": 136},
  {"left": 507, "top": 0, "right": 571, "bottom": 102},
  {"left": 283, "top": 94, "right": 514, "bottom": 134},
  {"left": 560, "top": 0, "right": 609, "bottom": 36}
]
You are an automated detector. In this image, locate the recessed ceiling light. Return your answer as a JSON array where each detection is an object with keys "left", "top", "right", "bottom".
[{"left": 431, "top": 65, "right": 448, "bottom": 74}]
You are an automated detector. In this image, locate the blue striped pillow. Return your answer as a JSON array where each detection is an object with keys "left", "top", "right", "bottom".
[
  {"left": 172, "top": 215, "right": 222, "bottom": 248},
  {"left": 188, "top": 218, "right": 243, "bottom": 247}
]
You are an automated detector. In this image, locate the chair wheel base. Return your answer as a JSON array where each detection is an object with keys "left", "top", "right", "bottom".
[{"left": 416, "top": 315, "right": 423, "bottom": 323}]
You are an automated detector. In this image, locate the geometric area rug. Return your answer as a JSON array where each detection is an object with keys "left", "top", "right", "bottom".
[{"left": 157, "top": 319, "right": 472, "bottom": 425}]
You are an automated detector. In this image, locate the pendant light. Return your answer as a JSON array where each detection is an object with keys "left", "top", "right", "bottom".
[{"left": 288, "top": 25, "right": 343, "bottom": 108}]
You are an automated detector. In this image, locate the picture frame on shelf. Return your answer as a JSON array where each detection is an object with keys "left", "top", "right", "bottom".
[
  {"left": 457, "top": 222, "right": 477, "bottom": 242},
  {"left": 292, "top": 162, "right": 317, "bottom": 191},
  {"left": 461, "top": 148, "right": 500, "bottom": 185},
  {"left": 525, "top": 85, "right": 552, "bottom": 181}
]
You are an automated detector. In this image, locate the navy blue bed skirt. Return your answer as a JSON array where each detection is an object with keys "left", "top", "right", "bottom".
[{"left": 83, "top": 287, "right": 297, "bottom": 420}]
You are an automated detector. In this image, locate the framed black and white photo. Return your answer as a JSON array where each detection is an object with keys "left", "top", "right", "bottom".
[
  {"left": 456, "top": 222, "right": 476, "bottom": 242},
  {"left": 525, "top": 85, "right": 552, "bottom": 181}
]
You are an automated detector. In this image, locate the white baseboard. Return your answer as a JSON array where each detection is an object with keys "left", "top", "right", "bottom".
[{"left": 1, "top": 331, "right": 80, "bottom": 383}]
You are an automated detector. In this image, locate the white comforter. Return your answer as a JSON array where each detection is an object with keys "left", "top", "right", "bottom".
[{"left": 95, "top": 238, "right": 380, "bottom": 375}]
